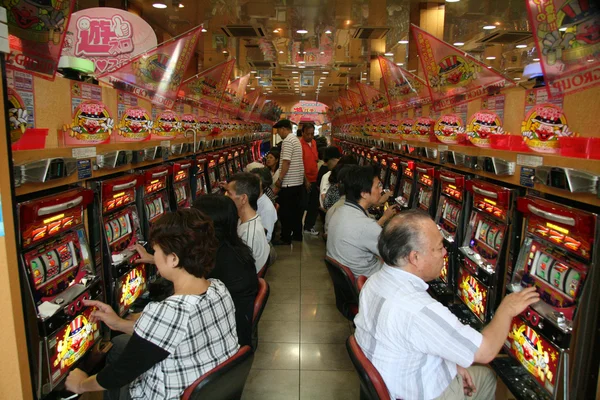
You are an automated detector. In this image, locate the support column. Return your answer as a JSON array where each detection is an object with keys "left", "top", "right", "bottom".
[
  {"left": 407, "top": 2, "right": 446, "bottom": 73},
  {"left": 368, "top": 0, "right": 386, "bottom": 89}
]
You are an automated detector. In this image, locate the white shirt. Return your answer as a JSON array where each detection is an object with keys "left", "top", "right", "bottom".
[
  {"left": 354, "top": 265, "right": 483, "bottom": 400},
  {"left": 238, "top": 214, "right": 269, "bottom": 272},
  {"left": 319, "top": 171, "right": 332, "bottom": 208},
  {"left": 326, "top": 202, "right": 383, "bottom": 277},
  {"left": 257, "top": 193, "right": 277, "bottom": 242},
  {"left": 280, "top": 134, "right": 304, "bottom": 187}
]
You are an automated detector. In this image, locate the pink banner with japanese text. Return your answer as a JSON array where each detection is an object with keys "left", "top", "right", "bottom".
[
  {"left": 220, "top": 73, "right": 250, "bottom": 117},
  {"left": 4, "top": 0, "right": 75, "bottom": 80},
  {"left": 61, "top": 8, "right": 158, "bottom": 76},
  {"left": 347, "top": 89, "right": 367, "bottom": 123},
  {"left": 378, "top": 55, "right": 431, "bottom": 112},
  {"left": 526, "top": 0, "right": 600, "bottom": 97},
  {"left": 240, "top": 88, "right": 262, "bottom": 121},
  {"left": 411, "top": 24, "right": 513, "bottom": 111},
  {"left": 357, "top": 82, "right": 391, "bottom": 122},
  {"left": 180, "top": 59, "right": 235, "bottom": 115},
  {"left": 252, "top": 94, "right": 267, "bottom": 121},
  {"left": 339, "top": 96, "right": 355, "bottom": 123},
  {"left": 98, "top": 26, "right": 202, "bottom": 109}
]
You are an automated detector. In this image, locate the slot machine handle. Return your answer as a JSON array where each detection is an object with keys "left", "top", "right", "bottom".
[
  {"left": 440, "top": 175, "right": 456, "bottom": 183},
  {"left": 472, "top": 186, "right": 498, "bottom": 199},
  {"left": 113, "top": 180, "right": 137, "bottom": 191},
  {"left": 38, "top": 196, "right": 83, "bottom": 216},
  {"left": 151, "top": 171, "right": 168, "bottom": 178},
  {"left": 416, "top": 167, "right": 427, "bottom": 173},
  {"left": 527, "top": 205, "right": 576, "bottom": 226}
]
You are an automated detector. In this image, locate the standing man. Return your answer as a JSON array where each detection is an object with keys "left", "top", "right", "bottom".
[
  {"left": 299, "top": 123, "right": 320, "bottom": 236},
  {"left": 272, "top": 119, "right": 305, "bottom": 245}
]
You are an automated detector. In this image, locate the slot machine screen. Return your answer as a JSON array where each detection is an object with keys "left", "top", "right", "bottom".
[
  {"left": 196, "top": 175, "right": 207, "bottom": 196},
  {"left": 438, "top": 197, "right": 461, "bottom": 239},
  {"left": 440, "top": 254, "right": 449, "bottom": 284},
  {"left": 116, "top": 265, "right": 148, "bottom": 315},
  {"left": 24, "top": 230, "right": 84, "bottom": 299},
  {"left": 175, "top": 185, "right": 188, "bottom": 205},
  {"left": 517, "top": 239, "right": 585, "bottom": 308},
  {"left": 219, "top": 164, "right": 228, "bottom": 181},
  {"left": 47, "top": 307, "right": 101, "bottom": 385},
  {"left": 467, "top": 214, "right": 506, "bottom": 266},
  {"left": 401, "top": 180, "right": 412, "bottom": 203},
  {"left": 505, "top": 316, "right": 561, "bottom": 397},
  {"left": 145, "top": 196, "right": 165, "bottom": 224},
  {"left": 457, "top": 267, "right": 489, "bottom": 323},
  {"left": 389, "top": 170, "right": 398, "bottom": 191},
  {"left": 418, "top": 187, "right": 433, "bottom": 211},
  {"left": 104, "top": 213, "right": 133, "bottom": 247}
]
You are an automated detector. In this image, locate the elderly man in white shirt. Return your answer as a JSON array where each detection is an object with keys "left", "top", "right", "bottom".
[{"left": 354, "top": 210, "right": 540, "bottom": 400}]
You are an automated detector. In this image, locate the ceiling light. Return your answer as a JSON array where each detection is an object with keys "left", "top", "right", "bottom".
[
  {"left": 222, "top": 50, "right": 228, "bottom": 54},
  {"left": 298, "top": 60, "right": 305, "bottom": 64},
  {"left": 320, "top": 51, "right": 325, "bottom": 55},
  {"left": 297, "top": 29, "right": 308, "bottom": 34},
  {"left": 409, "top": 69, "right": 417, "bottom": 72},
  {"left": 325, "top": 30, "right": 332, "bottom": 34},
  {"left": 279, "top": 50, "right": 284, "bottom": 54},
  {"left": 533, "top": 58, "right": 540, "bottom": 61},
  {"left": 453, "top": 42, "right": 464, "bottom": 46},
  {"left": 384, "top": 52, "right": 394, "bottom": 56},
  {"left": 516, "top": 44, "right": 527, "bottom": 48},
  {"left": 302, "top": 52, "right": 306, "bottom": 54},
  {"left": 323, "top": 71, "right": 329, "bottom": 74},
  {"left": 251, "top": 70, "right": 257, "bottom": 73},
  {"left": 486, "top": 56, "right": 496, "bottom": 60},
  {"left": 292, "top": 71, "right": 299, "bottom": 74},
  {"left": 178, "top": 3, "right": 184, "bottom": 7},
  {"left": 299, "top": 66, "right": 306, "bottom": 68},
  {"left": 559, "top": 27, "right": 567, "bottom": 32},
  {"left": 273, "top": 28, "right": 280, "bottom": 33},
  {"left": 152, "top": 2, "right": 167, "bottom": 8},
  {"left": 446, "top": 0, "right": 460, "bottom": 2},
  {"left": 398, "top": 40, "right": 409, "bottom": 44},
  {"left": 487, "top": 66, "right": 492, "bottom": 69},
  {"left": 297, "top": 51, "right": 301, "bottom": 54},
  {"left": 514, "top": 77, "right": 521, "bottom": 80},
  {"left": 396, "top": 63, "right": 404, "bottom": 66},
  {"left": 201, "top": 28, "right": 207, "bottom": 33},
  {"left": 346, "top": 20, "right": 351, "bottom": 25},
  {"left": 483, "top": 25, "right": 496, "bottom": 30},
  {"left": 588, "top": 59, "right": 594, "bottom": 62}
]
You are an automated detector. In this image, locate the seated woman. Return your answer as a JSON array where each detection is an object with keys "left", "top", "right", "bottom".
[
  {"left": 65, "top": 208, "right": 239, "bottom": 399},
  {"left": 193, "top": 194, "right": 259, "bottom": 346}
]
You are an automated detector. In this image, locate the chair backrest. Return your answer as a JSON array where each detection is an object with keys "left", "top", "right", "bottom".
[
  {"left": 181, "top": 345, "right": 255, "bottom": 400},
  {"left": 257, "top": 256, "right": 270, "bottom": 279},
  {"left": 253, "top": 278, "right": 270, "bottom": 324},
  {"left": 357, "top": 275, "right": 368, "bottom": 293},
  {"left": 346, "top": 335, "right": 391, "bottom": 400},
  {"left": 324, "top": 257, "right": 359, "bottom": 320}
]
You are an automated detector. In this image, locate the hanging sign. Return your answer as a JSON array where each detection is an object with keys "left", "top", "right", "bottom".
[
  {"left": 3, "top": 0, "right": 75, "bottom": 79},
  {"left": 525, "top": 87, "right": 563, "bottom": 115},
  {"left": 240, "top": 88, "right": 262, "bottom": 121},
  {"left": 379, "top": 56, "right": 431, "bottom": 112},
  {"left": 71, "top": 81, "right": 102, "bottom": 115},
  {"left": 61, "top": 8, "right": 158, "bottom": 76},
  {"left": 220, "top": 73, "right": 250, "bottom": 117},
  {"left": 357, "top": 82, "right": 391, "bottom": 122},
  {"left": 526, "top": 0, "right": 600, "bottom": 97},
  {"left": 6, "top": 66, "right": 35, "bottom": 143},
  {"left": 412, "top": 24, "right": 513, "bottom": 111},
  {"left": 98, "top": 26, "right": 202, "bottom": 108},
  {"left": 180, "top": 59, "right": 235, "bottom": 115}
]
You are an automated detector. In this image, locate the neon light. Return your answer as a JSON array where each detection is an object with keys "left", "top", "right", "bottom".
[
  {"left": 43, "top": 214, "right": 65, "bottom": 224},
  {"left": 484, "top": 198, "right": 497, "bottom": 206},
  {"left": 150, "top": 179, "right": 159, "bottom": 184},
  {"left": 449, "top": 184, "right": 457, "bottom": 189},
  {"left": 546, "top": 222, "right": 569, "bottom": 235},
  {"left": 113, "top": 192, "right": 125, "bottom": 199}
]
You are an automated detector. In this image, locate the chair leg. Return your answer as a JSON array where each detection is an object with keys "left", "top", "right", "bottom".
[{"left": 360, "top": 385, "right": 371, "bottom": 400}]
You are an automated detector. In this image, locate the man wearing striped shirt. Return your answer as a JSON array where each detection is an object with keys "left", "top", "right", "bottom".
[
  {"left": 273, "top": 119, "right": 305, "bottom": 244},
  {"left": 226, "top": 173, "right": 269, "bottom": 272},
  {"left": 355, "top": 210, "right": 540, "bottom": 400}
]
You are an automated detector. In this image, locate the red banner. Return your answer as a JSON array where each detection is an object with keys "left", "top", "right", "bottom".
[
  {"left": 348, "top": 89, "right": 368, "bottom": 123},
  {"left": 5, "top": 0, "right": 76, "bottom": 80},
  {"left": 332, "top": 100, "right": 345, "bottom": 123},
  {"left": 220, "top": 73, "right": 250, "bottom": 117},
  {"left": 357, "top": 82, "right": 391, "bottom": 122},
  {"left": 412, "top": 24, "right": 513, "bottom": 111},
  {"left": 240, "top": 88, "right": 262, "bottom": 121},
  {"left": 180, "top": 59, "right": 235, "bottom": 115},
  {"left": 252, "top": 94, "right": 267, "bottom": 121},
  {"left": 339, "top": 96, "right": 355, "bottom": 123},
  {"left": 98, "top": 26, "right": 202, "bottom": 108},
  {"left": 378, "top": 56, "right": 431, "bottom": 112},
  {"left": 526, "top": 0, "right": 600, "bottom": 97}
]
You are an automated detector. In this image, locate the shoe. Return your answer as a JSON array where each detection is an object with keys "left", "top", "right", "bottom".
[{"left": 303, "top": 228, "right": 319, "bottom": 236}]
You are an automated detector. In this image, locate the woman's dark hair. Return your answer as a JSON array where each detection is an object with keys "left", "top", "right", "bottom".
[
  {"left": 192, "top": 194, "right": 255, "bottom": 267},
  {"left": 150, "top": 208, "right": 218, "bottom": 278},
  {"left": 267, "top": 149, "right": 280, "bottom": 172},
  {"left": 329, "top": 154, "right": 358, "bottom": 184},
  {"left": 250, "top": 167, "right": 273, "bottom": 190},
  {"left": 343, "top": 165, "right": 378, "bottom": 203}
]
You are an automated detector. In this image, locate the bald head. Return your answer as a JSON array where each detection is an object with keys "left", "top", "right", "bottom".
[{"left": 378, "top": 210, "right": 432, "bottom": 267}]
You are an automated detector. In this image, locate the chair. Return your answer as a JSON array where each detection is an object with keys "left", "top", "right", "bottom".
[
  {"left": 357, "top": 275, "right": 368, "bottom": 293},
  {"left": 251, "top": 278, "right": 270, "bottom": 350},
  {"left": 324, "top": 257, "right": 359, "bottom": 321},
  {"left": 181, "top": 345, "right": 254, "bottom": 400},
  {"left": 257, "top": 256, "right": 270, "bottom": 279},
  {"left": 346, "top": 335, "right": 391, "bottom": 400}
]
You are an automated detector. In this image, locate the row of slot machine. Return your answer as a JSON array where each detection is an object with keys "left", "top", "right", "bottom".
[
  {"left": 15, "top": 141, "right": 264, "bottom": 399},
  {"left": 337, "top": 140, "right": 599, "bottom": 400}
]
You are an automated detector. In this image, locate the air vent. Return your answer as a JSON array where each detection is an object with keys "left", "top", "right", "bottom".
[
  {"left": 334, "top": 62, "right": 361, "bottom": 69},
  {"left": 221, "top": 25, "right": 265, "bottom": 38},
  {"left": 248, "top": 60, "right": 277, "bottom": 68},
  {"left": 329, "top": 83, "right": 346, "bottom": 87},
  {"left": 352, "top": 27, "right": 390, "bottom": 40},
  {"left": 478, "top": 30, "right": 532, "bottom": 44}
]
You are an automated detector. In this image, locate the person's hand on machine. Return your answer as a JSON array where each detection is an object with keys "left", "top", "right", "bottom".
[
  {"left": 496, "top": 286, "right": 540, "bottom": 317},
  {"left": 378, "top": 190, "right": 392, "bottom": 205},
  {"left": 378, "top": 203, "right": 399, "bottom": 225},
  {"left": 134, "top": 243, "right": 154, "bottom": 264},
  {"left": 83, "top": 299, "right": 133, "bottom": 334},
  {"left": 65, "top": 368, "right": 89, "bottom": 394}
]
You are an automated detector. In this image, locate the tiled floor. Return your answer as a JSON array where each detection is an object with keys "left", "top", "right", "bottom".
[{"left": 242, "top": 234, "right": 360, "bottom": 400}]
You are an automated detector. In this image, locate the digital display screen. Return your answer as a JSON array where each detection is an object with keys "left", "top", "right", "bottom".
[
  {"left": 145, "top": 195, "right": 165, "bottom": 224},
  {"left": 468, "top": 214, "right": 506, "bottom": 265},
  {"left": 209, "top": 169, "right": 217, "bottom": 187},
  {"left": 442, "top": 184, "right": 463, "bottom": 201},
  {"left": 457, "top": 267, "right": 488, "bottom": 323},
  {"left": 440, "top": 254, "right": 449, "bottom": 284},
  {"left": 418, "top": 187, "right": 433, "bottom": 211},
  {"left": 174, "top": 170, "right": 188, "bottom": 182},
  {"left": 116, "top": 265, "right": 148, "bottom": 315},
  {"left": 196, "top": 175, "right": 207, "bottom": 196},
  {"left": 439, "top": 197, "right": 461, "bottom": 238},
  {"left": 389, "top": 172, "right": 398, "bottom": 192},
  {"left": 401, "top": 180, "right": 412, "bottom": 203},
  {"left": 48, "top": 307, "right": 100, "bottom": 384},
  {"left": 145, "top": 177, "right": 166, "bottom": 195},
  {"left": 529, "top": 221, "right": 588, "bottom": 260},
  {"left": 505, "top": 316, "right": 560, "bottom": 397},
  {"left": 403, "top": 167, "right": 413, "bottom": 178},
  {"left": 26, "top": 212, "right": 77, "bottom": 246},
  {"left": 103, "top": 189, "right": 135, "bottom": 213},
  {"left": 474, "top": 197, "right": 506, "bottom": 220},
  {"left": 174, "top": 184, "right": 189, "bottom": 206}
]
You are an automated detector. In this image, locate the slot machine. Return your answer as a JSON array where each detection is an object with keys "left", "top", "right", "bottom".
[
  {"left": 358, "top": 148, "right": 367, "bottom": 166},
  {"left": 90, "top": 175, "right": 151, "bottom": 317},
  {"left": 137, "top": 165, "right": 171, "bottom": 241},
  {"left": 414, "top": 163, "right": 438, "bottom": 216},
  {"left": 226, "top": 151, "right": 236, "bottom": 177},
  {"left": 387, "top": 156, "right": 401, "bottom": 197},
  {"left": 365, "top": 150, "right": 373, "bottom": 166},
  {"left": 192, "top": 156, "right": 209, "bottom": 199},
  {"left": 170, "top": 160, "right": 193, "bottom": 209},
  {"left": 17, "top": 188, "right": 104, "bottom": 397},
  {"left": 217, "top": 151, "right": 229, "bottom": 182},
  {"left": 428, "top": 170, "right": 471, "bottom": 303},
  {"left": 379, "top": 156, "right": 390, "bottom": 189},
  {"left": 233, "top": 147, "right": 242, "bottom": 172},
  {"left": 491, "top": 196, "right": 598, "bottom": 400},
  {"left": 240, "top": 146, "right": 249, "bottom": 170},
  {"left": 206, "top": 153, "right": 220, "bottom": 194},
  {"left": 449, "top": 179, "right": 519, "bottom": 330},
  {"left": 396, "top": 159, "right": 416, "bottom": 209}
]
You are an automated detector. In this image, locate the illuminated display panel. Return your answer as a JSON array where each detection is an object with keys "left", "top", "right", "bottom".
[
  {"left": 527, "top": 219, "right": 591, "bottom": 262},
  {"left": 196, "top": 175, "right": 208, "bottom": 196},
  {"left": 389, "top": 163, "right": 399, "bottom": 192},
  {"left": 505, "top": 316, "right": 560, "bottom": 397},
  {"left": 116, "top": 265, "right": 148, "bottom": 315},
  {"left": 24, "top": 211, "right": 79, "bottom": 247},
  {"left": 438, "top": 197, "right": 461, "bottom": 239},
  {"left": 144, "top": 194, "right": 166, "bottom": 224},
  {"left": 457, "top": 267, "right": 489, "bottom": 323},
  {"left": 174, "top": 169, "right": 188, "bottom": 183},
  {"left": 467, "top": 213, "right": 506, "bottom": 266},
  {"left": 403, "top": 166, "right": 414, "bottom": 178},
  {"left": 174, "top": 183, "right": 189, "bottom": 206},
  {"left": 48, "top": 307, "right": 101, "bottom": 384},
  {"left": 442, "top": 183, "right": 463, "bottom": 202},
  {"left": 144, "top": 177, "right": 167, "bottom": 196},
  {"left": 379, "top": 160, "right": 388, "bottom": 182},
  {"left": 473, "top": 196, "right": 507, "bottom": 221},
  {"left": 440, "top": 254, "right": 449, "bottom": 283},
  {"left": 102, "top": 188, "right": 136, "bottom": 214},
  {"left": 418, "top": 187, "right": 434, "bottom": 211},
  {"left": 400, "top": 179, "right": 412, "bottom": 203}
]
